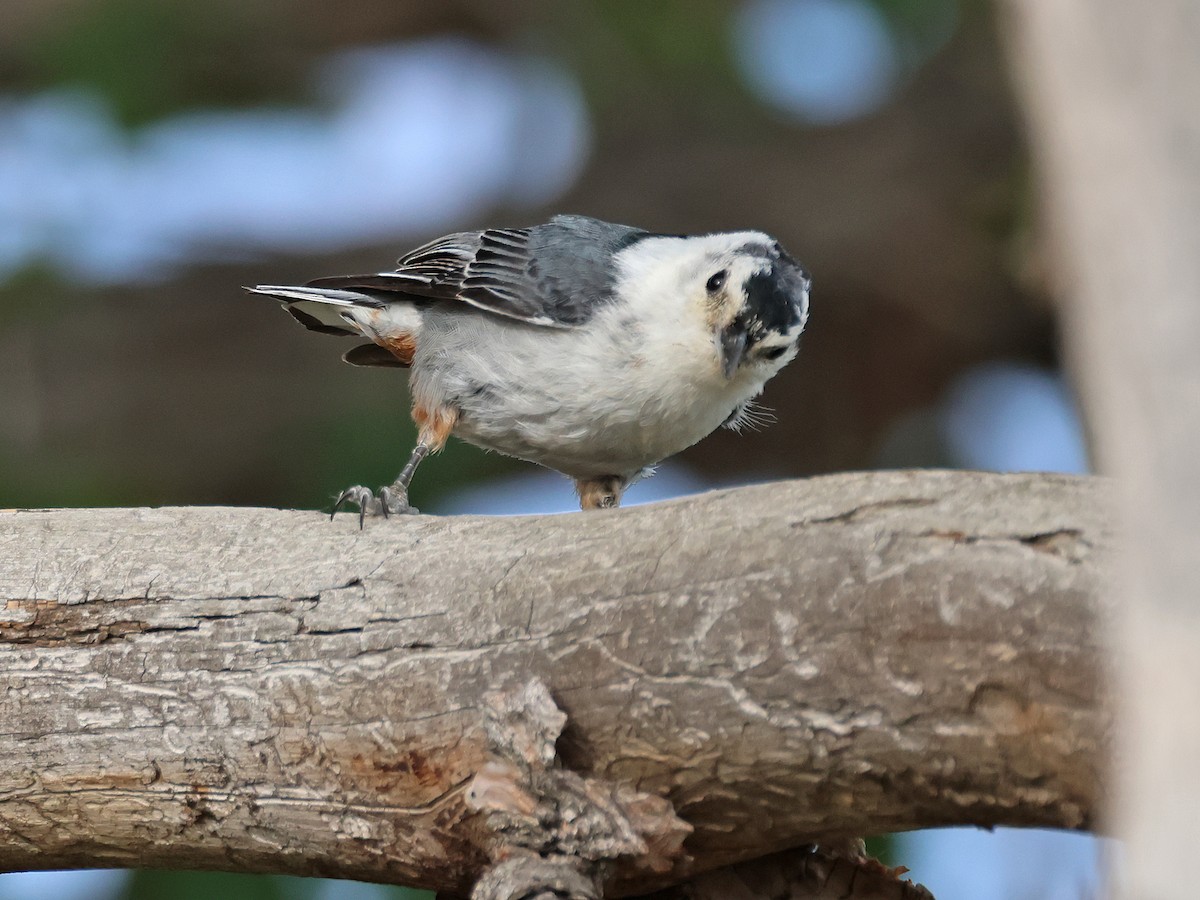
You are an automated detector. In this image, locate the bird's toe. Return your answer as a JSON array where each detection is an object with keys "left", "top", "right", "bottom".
[
  {"left": 379, "top": 486, "right": 419, "bottom": 516},
  {"left": 331, "top": 485, "right": 387, "bottom": 528}
]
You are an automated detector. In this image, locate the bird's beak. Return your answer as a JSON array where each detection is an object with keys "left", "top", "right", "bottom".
[{"left": 719, "top": 322, "right": 748, "bottom": 379}]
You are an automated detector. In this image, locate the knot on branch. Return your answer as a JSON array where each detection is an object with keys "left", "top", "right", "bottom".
[{"left": 466, "top": 679, "right": 692, "bottom": 900}]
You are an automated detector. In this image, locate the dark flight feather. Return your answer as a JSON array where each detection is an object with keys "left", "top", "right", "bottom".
[
  {"left": 343, "top": 343, "right": 410, "bottom": 368},
  {"left": 285, "top": 305, "right": 357, "bottom": 336},
  {"left": 300, "top": 215, "right": 654, "bottom": 328}
]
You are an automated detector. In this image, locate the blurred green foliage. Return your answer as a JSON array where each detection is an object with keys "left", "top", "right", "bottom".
[
  {"left": 126, "top": 871, "right": 287, "bottom": 900},
  {"left": 273, "top": 406, "right": 522, "bottom": 514},
  {"left": 872, "top": 0, "right": 960, "bottom": 64},
  {"left": 0, "top": 267, "right": 73, "bottom": 327},
  {"left": 548, "top": 0, "right": 756, "bottom": 128},
  {"left": 123, "top": 871, "right": 432, "bottom": 900},
  {"left": 19, "top": 0, "right": 304, "bottom": 127},
  {"left": 864, "top": 834, "right": 896, "bottom": 868},
  {"left": 0, "top": 443, "right": 145, "bottom": 509}
]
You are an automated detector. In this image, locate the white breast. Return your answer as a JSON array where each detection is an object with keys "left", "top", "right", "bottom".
[{"left": 410, "top": 295, "right": 776, "bottom": 480}]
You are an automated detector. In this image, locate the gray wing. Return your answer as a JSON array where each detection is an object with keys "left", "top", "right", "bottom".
[{"left": 307, "top": 215, "right": 651, "bottom": 328}]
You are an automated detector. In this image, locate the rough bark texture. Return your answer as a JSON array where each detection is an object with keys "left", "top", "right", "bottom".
[
  {"left": 466, "top": 680, "right": 690, "bottom": 900},
  {"left": 0, "top": 471, "right": 1112, "bottom": 895},
  {"left": 1004, "top": 3, "right": 1200, "bottom": 897}
]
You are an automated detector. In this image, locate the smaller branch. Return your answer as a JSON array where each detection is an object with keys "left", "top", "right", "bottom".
[
  {"left": 642, "top": 847, "right": 934, "bottom": 900},
  {"left": 473, "top": 857, "right": 603, "bottom": 900},
  {"left": 467, "top": 681, "right": 691, "bottom": 900},
  {"left": 465, "top": 685, "right": 935, "bottom": 900}
]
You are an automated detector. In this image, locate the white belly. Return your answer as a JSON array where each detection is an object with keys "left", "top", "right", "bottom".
[{"left": 409, "top": 304, "right": 773, "bottom": 479}]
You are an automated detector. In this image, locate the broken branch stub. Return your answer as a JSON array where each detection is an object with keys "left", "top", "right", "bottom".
[{"left": 466, "top": 680, "right": 691, "bottom": 900}]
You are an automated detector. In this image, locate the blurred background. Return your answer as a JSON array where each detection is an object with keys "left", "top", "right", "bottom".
[{"left": 0, "top": 0, "right": 1103, "bottom": 897}]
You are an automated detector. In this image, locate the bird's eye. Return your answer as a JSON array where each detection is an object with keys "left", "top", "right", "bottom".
[
  {"left": 762, "top": 346, "right": 788, "bottom": 360},
  {"left": 706, "top": 270, "right": 728, "bottom": 293}
]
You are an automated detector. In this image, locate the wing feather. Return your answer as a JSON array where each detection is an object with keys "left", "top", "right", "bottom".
[{"left": 296, "top": 215, "right": 652, "bottom": 328}]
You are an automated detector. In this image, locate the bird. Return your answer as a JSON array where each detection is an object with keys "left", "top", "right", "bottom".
[{"left": 248, "top": 214, "right": 810, "bottom": 519}]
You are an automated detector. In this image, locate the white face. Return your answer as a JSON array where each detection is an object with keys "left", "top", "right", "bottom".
[
  {"left": 685, "top": 233, "right": 810, "bottom": 377},
  {"left": 613, "top": 230, "right": 810, "bottom": 379}
]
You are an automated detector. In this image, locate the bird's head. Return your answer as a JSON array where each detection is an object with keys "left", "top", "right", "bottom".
[{"left": 692, "top": 234, "right": 811, "bottom": 379}]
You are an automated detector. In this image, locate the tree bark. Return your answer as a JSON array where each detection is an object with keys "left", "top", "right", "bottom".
[
  {"left": 0, "top": 471, "right": 1112, "bottom": 896},
  {"left": 1003, "top": 2, "right": 1200, "bottom": 897}
]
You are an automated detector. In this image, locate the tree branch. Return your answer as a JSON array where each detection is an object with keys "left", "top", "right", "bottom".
[
  {"left": 643, "top": 846, "right": 934, "bottom": 900},
  {"left": 0, "top": 471, "right": 1113, "bottom": 896}
]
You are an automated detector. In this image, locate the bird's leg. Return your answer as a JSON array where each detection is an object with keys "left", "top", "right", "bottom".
[
  {"left": 332, "top": 405, "right": 458, "bottom": 525},
  {"left": 374, "top": 443, "right": 429, "bottom": 517},
  {"left": 378, "top": 404, "right": 459, "bottom": 515},
  {"left": 574, "top": 475, "right": 627, "bottom": 511}
]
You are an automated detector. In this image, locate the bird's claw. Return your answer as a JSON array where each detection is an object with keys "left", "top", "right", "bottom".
[{"left": 331, "top": 485, "right": 418, "bottom": 527}]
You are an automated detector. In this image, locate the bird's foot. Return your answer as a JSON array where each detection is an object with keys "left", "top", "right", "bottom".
[
  {"left": 574, "top": 475, "right": 628, "bottom": 511},
  {"left": 330, "top": 484, "right": 418, "bottom": 527},
  {"left": 379, "top": 485, "right": 418, "bottom": 516}
]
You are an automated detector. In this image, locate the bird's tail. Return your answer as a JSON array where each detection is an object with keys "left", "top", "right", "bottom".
[{"left": 245, "top": 284, "right": 383, "bottom": 336}]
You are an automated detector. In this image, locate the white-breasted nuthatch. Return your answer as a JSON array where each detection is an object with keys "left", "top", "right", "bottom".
[{"left": 249, "top": 215, "right": 810, "bottom": 517}]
